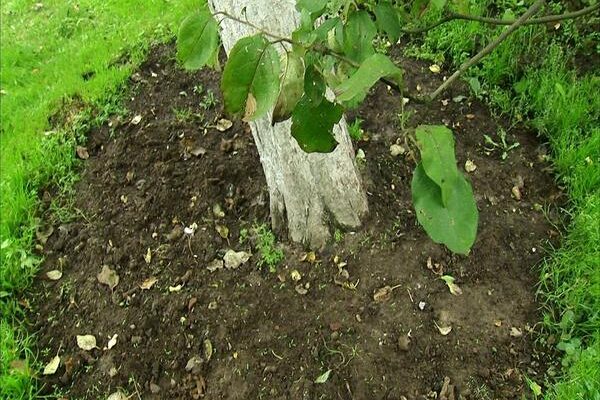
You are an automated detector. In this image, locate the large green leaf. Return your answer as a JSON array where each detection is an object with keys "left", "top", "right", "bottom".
[
  {"left": 273, "top": 53, "right": 305, "bottom": 124},
  {"left": 412, "top": 163, "right": 478, "bottom": 255},
  {"left": 334, "top": 54, "right": 402, "bottom": 104},
  {"left": 415, "top": 125, "right": 460, "bottom": 206},
  {"left": 374, "top": 2, "right": 402, "bottom": 43},
  {"left": 343, "top": 11, "right": 377, "bottom": 63},
  {"left": 221, "top": 34, "right": 281, "bottom": 121},
  {"left": 177, "top": 11, "right": 219, "bottom": 70},
  {"left": 291, "top": 96, "right": 343, "bottom": 153}
]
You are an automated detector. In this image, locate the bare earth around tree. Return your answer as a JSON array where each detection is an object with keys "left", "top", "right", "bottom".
[{"left": 31, "top": 45, "right": 561, "bottom": 400}]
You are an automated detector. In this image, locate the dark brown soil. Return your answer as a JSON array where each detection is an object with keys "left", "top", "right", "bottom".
[{"left": 31, "top": 44, "right": 562, "bottom": 400}]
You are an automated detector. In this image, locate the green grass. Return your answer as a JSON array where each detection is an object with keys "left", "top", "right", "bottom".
[
  {"left": 1, "top": 0, "right": 598, "bottom": 398},
  {"left": 0, "top": 0, "right": 199, "bottom": 397},
  {"left": 403, "top": 1, "right": 599, "bottom": 397}
]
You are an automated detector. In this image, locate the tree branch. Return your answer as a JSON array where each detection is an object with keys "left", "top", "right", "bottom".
[
  {"left": 428, "top": 0, "right": 546, "bottom": 101},
  {"left": 402, "top": 3, "right": 599, "bottom": 34}
]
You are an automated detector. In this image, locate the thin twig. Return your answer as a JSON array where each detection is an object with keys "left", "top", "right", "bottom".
[
  {"left": 402, "top": 3, "right": 600, "bottom": 34},
  {"left": 428, "top": 0, "right": 546, "bottom": 101},
  {"left": 213, "top": 11, "right": 293, "bottom": 44}
]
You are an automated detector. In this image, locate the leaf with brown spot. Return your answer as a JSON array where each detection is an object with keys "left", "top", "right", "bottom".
[{"left": 242, "top": 93, "right": 257, "bottom": 122}]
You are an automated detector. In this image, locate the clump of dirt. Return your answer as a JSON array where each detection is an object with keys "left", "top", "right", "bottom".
[{"left": 31, "top": 44, "right": 561, "bottom": 400}]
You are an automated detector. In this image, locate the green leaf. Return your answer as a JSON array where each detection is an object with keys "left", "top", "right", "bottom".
[
  {"left": 291, "top": 96, "right": 343, "bottom": 153},
  {"left": 221, "top": 34, "right": 281, "bottom": 121},
  {"left": 313, "top": 17, "right": 340, "bottom": 43},
  {"left": 415, "top": 125, "right": 460, "bottom": 206},
  {"left": 177, "top": 11, "right": 219, "bottom": 70},
  {"left": 343, "top": 11, "right": 377, "bottom": 63},
  {"left": 304, "top": 64, "right": 326, "bottom": 106},
  {"left": 412, "top": 163, "right": 478, "bottom": 254},
  {"left": 374, "top": 2, "right": 402, "bottom": 43},
  {"left": 314, "top": 369, "right": 332, "bottom": 383},
  {"left": 334, "top": 54, "right": 402, "bottom": 104},
  {"left": 273, "top": 53, "right": 305, "bottom": 124},
  {"left": 296, "top": 0, "right": 328, "bottom": 14}
]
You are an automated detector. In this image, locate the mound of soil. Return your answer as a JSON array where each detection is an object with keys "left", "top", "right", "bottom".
[{"left": 31, "top": 44, "right": 561, "bottom": 400}]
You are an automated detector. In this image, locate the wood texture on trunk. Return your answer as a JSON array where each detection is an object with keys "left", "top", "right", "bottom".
[{"left": 209, "top": 0, "right": 368, "bottom": 248}]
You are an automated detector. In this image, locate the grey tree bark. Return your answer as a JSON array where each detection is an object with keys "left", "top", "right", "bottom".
[{"left": 209, "top": 0, "right": 368, "bottom": 248}]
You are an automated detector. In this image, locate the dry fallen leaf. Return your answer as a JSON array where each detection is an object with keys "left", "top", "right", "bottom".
[
  {"left": 223, "top": 250, "right": 251, "bottom": 270},
  {"left": 511, "top": 185, "right": 522, "bottom": 200},
  {"left": 373, "top": 286, "right": 393, "bottom": 303},
  {"left": 373, "top": 284, "right": 401, "bottom": 303},
  {"left": 131, "top": 115, "right": 142, "bottom": 125},
  {"left": 390, "top": 144, "right": 405, "bottom": 157},
  {"left": 106, "top": 334, "right": 118, "bottom": 350},
  {"left": 185, "top": 356, "right": 203, "bottom": 372},
  {"left": 494, "top": 320, "right": 503, "bottom": 327},
  {"left": 144, "top": 248, "right": 152, "bottom": 265},
  {"left": 290, "top": 270, "right": 302, "bottom": 281},
  {"left": 300, "top": 251, "right": 316, "bottom": 263},
  {"left": 215, "top": 224, "right": 229, "bottom": 239},
  {"left": 76, "top": 146, "right": 89, "bottom": 160},
  {"left": 212, "top": 204, "right": 225, "bottom": 218},
  {"left": 295, "top": 284, "right": 308, "bottom": 295},
  {"left": 169, "top": 284, "right": 183, "bottom": 292},
  {"left": 140, "top": 276, "right": 158, "bottom": 290},
  {"left": 207, "top": 259, "right": 224, "bottom": 272},
  {"left": 464, "top": 160, "right": 477, "bottom": 173},
  {"left": 216, "top": 118, "right": 233, "bottom": 132},
  {"left": 429, "top": 64, "right": 441, "bottom": 74},
  {"left": 76, "top": 334, "right": 97, "bottom": 351},
  {"left": 510, "top": 327, "right": 523, "bottom": 338},
  {"left": 441, "top": 275, "right": 463, "bottom": 296},
  {"left": 190, "top": 146, "right": 207, "bottom": 157},
  {"left": 466, "top": 113, "right": 475, "bottom": 120},
  {"left": 426, "top": 257, "right": 444, "bottom": 275},
  {"left": 203, "top": 339, "right": 213, "bottom": 362},
  {"left": 43, "top": 355, "right": 60, "bottom": 375},
  {"left": 434, "top": 322, "right": 453, "bottom": 336},
  {"left": 97, "top": 265, "right": 119, "bottom": 290},
  {"left": 46, "top": 270, "right": 63, "bottom": 281},
  {"left": 107, "top": 391, "right": 128, "bottom": 400}
]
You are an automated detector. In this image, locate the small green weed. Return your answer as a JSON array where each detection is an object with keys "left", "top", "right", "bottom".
[
  {"left": 334, "top": 229, "right": 344, "bottom": 243},
  {"left": 172, "top": 107, "right": 194, "bottom": 123},
  {"left": 348, "top": 118, "right": 365, "bottom": 141},
  {"left": 252, "top": 224, "right": 284, "bottom": 273},
  {"left": 483, "top": 128, "right": 519, "bottom": 160},
  {"left": 200, "top": 89, "right": 218, "bottom": 109}
]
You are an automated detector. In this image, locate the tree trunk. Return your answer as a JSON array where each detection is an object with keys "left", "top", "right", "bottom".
[{"left": 209, "top": 0, "right": 368, "bottom": 248}]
